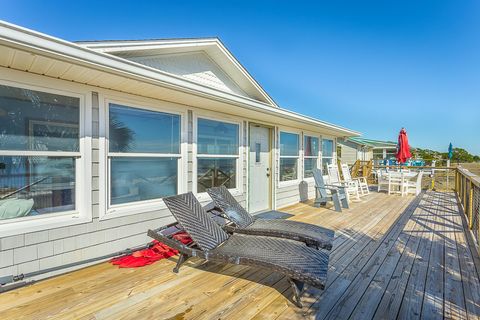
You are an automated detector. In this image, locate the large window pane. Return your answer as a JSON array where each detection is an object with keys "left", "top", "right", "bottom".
[
  {"left": 0, "top": 85, "right": 80, "bottom": 151},
  {"left": 110, "top": 157, "right": 177, "bottom": 205},
  {"left": 280, "top": 158, "right": 298, "bottom": 181},
  {"left": 197, "top": 119, "right": 238, "bottom": 155},
  {"left": 304, "top": 158, "right": 317, "bottom": 178},
  {"left": 280, "top": 132, "right": 299, "bottom": 156},
  {"left": 109, "top": 104, "right": 180, "bottom": 154},
  {"left": 304, "top": 136, "right": 319, "bottom": 156},
  {"left": 0, "top": 156, "right": 75, "bottom": 219},
  {"left": 197, "top": 158, "right": 236, "bottom": 192},
  {"left": 322, "top": 139, "right": 334, "bottom": 157}
]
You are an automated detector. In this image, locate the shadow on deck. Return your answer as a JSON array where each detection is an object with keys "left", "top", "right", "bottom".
[{"left": 0, "top": 191, "right": 479, "bottom": 319}]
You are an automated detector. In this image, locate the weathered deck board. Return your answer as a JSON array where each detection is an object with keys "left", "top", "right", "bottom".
[{"left": 0, "top": 191, "right": 479, "bottom": 320}]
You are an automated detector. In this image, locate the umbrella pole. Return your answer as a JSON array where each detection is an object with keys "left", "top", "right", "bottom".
[{"left": 446, "top": 159, "right": 450, "bottom": 190}]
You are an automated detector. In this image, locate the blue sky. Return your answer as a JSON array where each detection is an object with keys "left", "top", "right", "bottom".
[{"left": 2, "top": 0, "right": 479, "bottom": 154}]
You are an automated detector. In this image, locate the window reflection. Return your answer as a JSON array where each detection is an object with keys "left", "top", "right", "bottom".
[
  {"left": 280, "top": 158, "right": 298, "bottom": 181},
  {"left": 197, "top": 158, "right": 236, "bottom": 192},
  {"left": 110, "top": 157, "right": 178, "bottom": 205},
  {"left": 0, "top": 156, "right": 75, "bottom": 220},
  {"left": 197, "top": 119, "right": 238, "bottom": 155},
  {"left": 280, "top": 132, "right": 299, "bottom": 156},
  {"left": 0, "top": 85, "right": 80, "bottom": 151},
  {"left": 109, "top": 104, "right": 180, "bottom": 154}
]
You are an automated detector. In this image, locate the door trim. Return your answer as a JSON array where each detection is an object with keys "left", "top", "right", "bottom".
[{"left": 247, "top": 122, "right": 273, "bottom": 212}]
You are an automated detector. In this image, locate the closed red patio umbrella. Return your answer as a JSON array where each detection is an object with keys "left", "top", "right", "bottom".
[{"left": 396, "top": 127, "right": 411, "bottom": 164}]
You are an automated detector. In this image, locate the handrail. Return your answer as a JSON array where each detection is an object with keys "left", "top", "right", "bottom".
[
  {"left": 455, "top": 166, "right": 480, "bottom": 254},
  {"left": 373, "top": 165, "right": 454, "bottom": 170}
]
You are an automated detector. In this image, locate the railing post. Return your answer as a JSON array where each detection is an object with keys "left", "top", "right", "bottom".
[
  {"left": 455, "top": 169, "right": 459, "bottom": 193},
  {"left": 468, "top": 181, "right": 474, "bottom": 229}
]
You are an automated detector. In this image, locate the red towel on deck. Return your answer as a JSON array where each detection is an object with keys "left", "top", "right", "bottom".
[{"left": 110, "top": 231, "right": 192, "bottom": 268}]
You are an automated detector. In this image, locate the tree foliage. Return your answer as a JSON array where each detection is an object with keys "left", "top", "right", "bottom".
[{"left": 412, "top": 147, "right": 479, "bottom": 163}]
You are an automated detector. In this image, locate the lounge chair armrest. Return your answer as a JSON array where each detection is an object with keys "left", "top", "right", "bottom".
[
  {"left": 324, "top": 184, "right": 346, "bottom": 190},
  {"left": 147, "top": 229, "right": 194, "bottom": 256},
  {"left": 315, "top": 186, "right": 339, "bottom": 192}
]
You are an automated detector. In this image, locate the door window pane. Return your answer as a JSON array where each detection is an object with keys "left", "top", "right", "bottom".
[
  {"left": 0, "top": 85, "right": 80, "bottom": 151},
  {"left": 280, "top": 158, "right": 298, "bottom": 181},
  {"left": 197, "top": 158, "right": 236, "bottom": 192},
  {"left": 0, "top": 156, "right": 75, "bottom": 219},
  {"left": 197, "top": 119, "right": 239, "bottom": 155},
  {"left": 304, "top": 158, "right": 317, "bottom": 178},
  {"left": 304, "top": 136, "right": 319, "bottom": 156},
  {"left": 322, "top": 139, "right": 334, "bottom": 157},
  {"left": 280, "top": 132, "right": 299, "bottom": 156},
  {"left": 255, "top": 143, "right": 261, "bottom": 163},
  {"left": 110, "top": 157, "right": 178, "bottom": 205},
  {"left": 109, "top": 104, "right": 180, "bottom": 154}
]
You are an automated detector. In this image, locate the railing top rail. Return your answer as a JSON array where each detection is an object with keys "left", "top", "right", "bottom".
[
  {"left": 373, "top": 165, "right": 455, "bottom": 170},
  {"left": 457, "top": 166, "right": 480, "bottom": 188}
]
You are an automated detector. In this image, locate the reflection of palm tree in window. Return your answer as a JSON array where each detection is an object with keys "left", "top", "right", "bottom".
[{"left": 109, "top": 114, "right": 135, "bottom": 152}]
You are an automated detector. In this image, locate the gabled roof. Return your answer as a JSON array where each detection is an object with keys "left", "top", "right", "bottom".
[
  {"left": 348, "top": 137, "right": 397, "bottom": 149},
  {"left": 76, "top": 38, "right": 278, "bottom": 107}
]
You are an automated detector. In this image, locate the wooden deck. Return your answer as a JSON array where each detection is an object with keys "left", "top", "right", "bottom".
[{"left": 1, "top": 191, "right": 479, "bottom": 319}]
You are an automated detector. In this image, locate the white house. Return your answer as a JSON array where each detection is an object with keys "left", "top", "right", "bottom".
[{"left": 0, "top": 21, "right": 359, "bottom": 285}]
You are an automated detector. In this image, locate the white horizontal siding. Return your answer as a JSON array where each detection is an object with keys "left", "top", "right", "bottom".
[
  {"left": 0, "top": 69, "right": 333, "bottom": 282},
  {"left": 0, "top": 86, "right": 249, "bottom": 281}
]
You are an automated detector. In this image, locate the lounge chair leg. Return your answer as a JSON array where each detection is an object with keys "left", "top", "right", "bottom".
[
  {"left": 173, "top": 253, "right": 189, "bottom": 273},
  {"left": 331, "top": 191, "right": 342, "bottom": 212},
  {"left": 288, "top": 278, "right": 305, "bottom": 308}
]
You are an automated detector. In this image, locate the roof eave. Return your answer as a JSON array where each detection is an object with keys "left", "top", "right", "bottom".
[{"left": 0, "top": 20, "right": 360, "bottom": 137}]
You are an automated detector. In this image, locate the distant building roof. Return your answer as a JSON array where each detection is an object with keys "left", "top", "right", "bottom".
[{"left": 348, "top": 137, "right": 397, "bottom": 149}]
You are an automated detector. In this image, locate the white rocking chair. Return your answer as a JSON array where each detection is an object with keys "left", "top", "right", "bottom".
[
  {"left": 340, "top": 163, "right": 369, "bottom": 196},
  {"left": 327, "top": 164, "right": 360, "bottom": 201}
]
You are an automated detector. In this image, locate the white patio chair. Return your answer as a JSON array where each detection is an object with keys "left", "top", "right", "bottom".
[
  {"left": 388, "top": 172, "right": 406, "bottom": 196},
  {"left": 327, "top": 164, "right": 360, "bottom": 201},
  {"left": 377, "top": 170, "right": 389, "bottom": 193},
  {"left": 340, "top": 163, "right": 369, "bottom": 196},
  {"left": 404, "top": 171, "right": 424, "bottom": 196}
]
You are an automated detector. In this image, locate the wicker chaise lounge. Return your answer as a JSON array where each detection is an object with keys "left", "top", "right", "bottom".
[
  {"left": 147, "top": 192, "right": 330, "bottom": 308},
  {"left": 206, "top": 186, "right": 335, "bottom": 250}
]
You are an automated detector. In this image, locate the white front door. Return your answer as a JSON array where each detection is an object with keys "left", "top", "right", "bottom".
[{"left": 249, "top": 125, "right": 271, "bottom": 213}]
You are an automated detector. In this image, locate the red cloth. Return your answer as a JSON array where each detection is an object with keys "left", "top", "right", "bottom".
[
  {"left": 396, "top": 128, "right": 412, "bottom": 164},
  {"left": 110, "top": 231, "right": 192, "bottom": 268}
]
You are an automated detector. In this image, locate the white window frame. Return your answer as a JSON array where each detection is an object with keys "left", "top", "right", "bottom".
[
  {"left": 321, "top": 136, "right": 336, "bottom": 174},
  {"left": 99, "top": 94, "right": 187, "bottom": 219},
  {"left": 303, "top": 133, "right": 320, "bottom": 181},
  {"left": 193, "top": 111, "right": 243, "bottom": 201},
  {"left": 278, "top": 129, "right": 301, "bottom": 187},
  {"left": 0, "top": 76, "right": 92, "bottom": 237}
]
